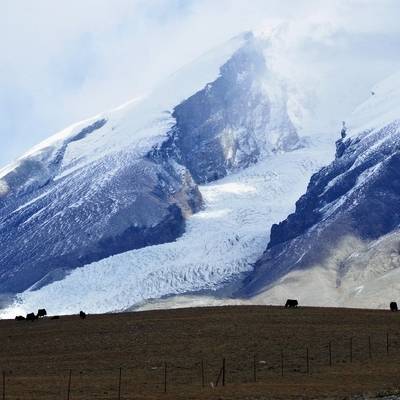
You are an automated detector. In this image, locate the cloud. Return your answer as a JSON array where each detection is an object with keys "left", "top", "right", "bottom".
[{"left": 1, "top": 0, "right": 400, "bottom": 168}]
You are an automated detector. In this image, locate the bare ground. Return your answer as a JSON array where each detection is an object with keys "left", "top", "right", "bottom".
[{"left": 1, "top": 305, "right": 400, "bottom": 399}]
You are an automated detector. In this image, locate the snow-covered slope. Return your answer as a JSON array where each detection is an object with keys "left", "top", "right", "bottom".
[
  {"left": 349, "top": 70, "right": 400, "bottom": 134},
  {"left": 239, "top": 70, "right": 400, "bottom": 309}
]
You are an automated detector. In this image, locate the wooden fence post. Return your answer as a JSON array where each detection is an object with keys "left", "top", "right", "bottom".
[
  {"left": 253, "top": 354, "right": 257, "bottom": 383},
  {"left": 201, "top": 360, "right": 205, "bottom": 388},
  {"left": 222, "top": 358, "right": 226, "bottom": 387},
  {"left": 164, "top": 362, "right": 167, "bottom": 393},
  {"left": 349, "top": 337, "right": 353, "bottom": 363},
  {"left": 214, "top": 359, "right": 226, "bottom": 387},
  {"left": 67, "top": 369, "right": 72, "bottom": 400},
  {"left": 328, "top": 342, "right": 332, "bottom": 367},
  {"left": 215, "top": 367, "right": 222, "bottom": 387},
  {"left": 368, "top": 336, "right": 372, "bottom": 360},
  {"left": 118, "top": 367, "right": 122, "bottom": 400},
  {"left": 386, "top": 332, "right": 389, "bottom": 355}
]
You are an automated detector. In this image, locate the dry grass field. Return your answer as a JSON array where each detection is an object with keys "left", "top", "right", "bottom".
[{"left": 1, "top": 305, "right": 400, "bottom": 399}]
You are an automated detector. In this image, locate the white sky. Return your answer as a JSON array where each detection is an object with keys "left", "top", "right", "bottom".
[{"left": 1, "top": 0, "right": 400, "bottom": 168}]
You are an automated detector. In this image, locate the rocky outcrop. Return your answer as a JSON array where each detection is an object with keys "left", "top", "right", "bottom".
[{"left": 155, "top": 35, "right": 300, "bottom": 184}]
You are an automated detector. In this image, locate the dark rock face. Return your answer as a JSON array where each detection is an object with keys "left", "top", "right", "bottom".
[
  {"left": 241, "top": 120, "right": 400, "bottom": 294},
  {"left": 160, "top": 38, "right": 299, "bottom": 184},
  {"left": 335, "top": 138, "right": 348, "bottom": 158}
]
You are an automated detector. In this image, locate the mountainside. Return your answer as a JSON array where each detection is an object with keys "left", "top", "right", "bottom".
[
  {"left": 240, "top": 71, "right": 400, "bottom": 308},
  {"left": 2, "top": 24, "right": 399, "bottom": 317},
  {"left": 4, "top": 139, "right": 332, "bottom": 315},
  {"left": 0, "top": 31, "right": 310, "bottom": 314}
]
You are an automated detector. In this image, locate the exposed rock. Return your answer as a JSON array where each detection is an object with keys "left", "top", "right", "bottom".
[
  {"left": 158, "top": 36, "right": 300, "bottom": 184},
  {"left": 241, "top": 120, "right": 400, "bottom": 295}
]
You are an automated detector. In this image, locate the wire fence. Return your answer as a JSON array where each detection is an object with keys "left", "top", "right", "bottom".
[{"left": 2, "top": 329, "right": 400, "bottom": 399}]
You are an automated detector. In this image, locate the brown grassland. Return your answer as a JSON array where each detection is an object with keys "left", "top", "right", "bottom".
[{"left": 1, "top": 305, "right": 400, "bottom": 399}]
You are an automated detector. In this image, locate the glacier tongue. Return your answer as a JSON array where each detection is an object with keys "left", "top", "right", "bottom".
[{"left": 1, "top": 137, "right": 334, "bottom": 317}]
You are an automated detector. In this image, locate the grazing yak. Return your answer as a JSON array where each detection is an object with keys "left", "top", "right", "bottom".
[
  {"left": 79, "top": 311, "right": 86, "bottom": 319},
  {"left": 15, "top": 315, "right": 25, "bottom": 321},
  {"left": 390, "top": 302, "right": 398, "bottom": 312},
  {"left": 26, "top": 312, "right": 36, "bottom": 321},
  {"left": 285, "top": 299, "right": 298, "bottom": 308},
  {"left": 37, "top": 309, "right": 47, "bottom": 318}
]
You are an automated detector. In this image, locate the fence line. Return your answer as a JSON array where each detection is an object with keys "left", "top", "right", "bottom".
[{"left": 2, "top": 330, "right": 400, "bottom": 398}]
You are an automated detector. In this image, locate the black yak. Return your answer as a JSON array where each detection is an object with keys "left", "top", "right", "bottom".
[
  {"left": 285, "top": 299, "right": 298, "bottom": 308},
  {"left": 15, "top": 315, "right": 25, "bottom": 321},
  {"left": 26, "top": 312, "right": 36, "bottom": 321},
  {"left": 79, "top": 311, "right": 86, "bottom": 319},
  {"left": 37, "top": 309, "right": 47, "bottom": 318},
  {"left": 390, "top": 302, "right": 398, "bottom": 312}
]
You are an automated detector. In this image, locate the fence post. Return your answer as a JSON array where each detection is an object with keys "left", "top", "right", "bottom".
[
  {"left": 349, "top": 337, "right": 353, "bottom": 363},
  {"left": 215, "top": 359, "right": 226, "bottom": 387},
  {"left": 118, "top": 367, "right": 122, "bottom": 400},
  {"left": 215, "top": 367, "right": 221, "bottom": 387},
  {"left": 253, "top": 354, "right": 257, "bottom": 383},
  {"left": 201, "top": 360, "right": 205, "bottom": 388},
  {"left": 67, "top": 369, "right": 72, "bottom": 400},
  {"left": 386, "top": 332, "right": 389, "bottom": 355},
  {"left": 280, "top": 350, "right": 284, "bottom": 377},
  {"left": 164, "top": 362, "right": 167, "bottom": 393},
  {"left": 306, "top": 348, "right": 310, "bottom": 374},
  {"left": 222, "top": 358, "right": 226, "bottom": 387},
  {"left": 368, "top": 336, "right": 372, "bottom": 360},
  {"left": 328, "top": 342, "right": 332, "bottom": 367},
  {"left": 2, "top": 371, "right": 5, "bottom": 400}
]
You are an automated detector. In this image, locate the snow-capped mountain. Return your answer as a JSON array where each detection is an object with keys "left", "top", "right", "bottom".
[
  {"left": 240, "top": 71, "right": 400, "bottom": 308},
  {"left": 1, "top": 22, "right": 398, "bottom": 317},
  {"left": 0, "top": 30, "right": 315, "bottom": 315}
]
